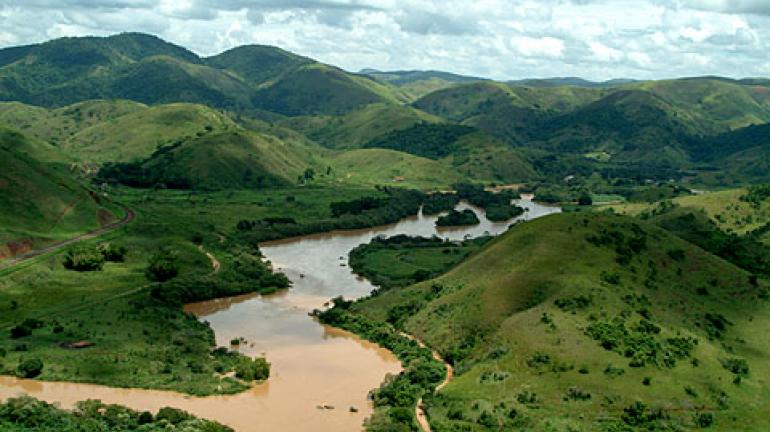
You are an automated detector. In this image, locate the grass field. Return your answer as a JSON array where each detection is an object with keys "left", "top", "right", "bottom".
[
  {"left": 604, "top": 188, "right": 770, "bottom": 234},
  {"left": 350, "top": 212, "right": 770, "bottom": 431}
]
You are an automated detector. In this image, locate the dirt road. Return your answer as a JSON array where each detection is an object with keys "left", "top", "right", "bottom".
[{"left": 0, "top": 207, "right": 135, "bottom": 271}]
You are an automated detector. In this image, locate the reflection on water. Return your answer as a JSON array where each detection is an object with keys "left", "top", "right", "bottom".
[{"left": 0, "top": 200, "right": 559, "bottom": 431}]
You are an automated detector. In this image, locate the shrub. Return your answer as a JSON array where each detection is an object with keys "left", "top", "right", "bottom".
[
  {"left": 145, "top": 248, "right": 179, "bottom": 282},
  {"left": 17, "top": 358, "right": 43, "bottom": 378},
  {"left": 693, "top": 412, "right": 714, "bottom": 428},
  {"left": 436, "top": 209, "right": 480, "bottom": 227},
  {"left": 478, "top": 411, "right": 497, "bottom": 428},
  {"left": 720, "top": 357, "right": 749, "bottom": 377},
  {"left": 234, "top": 357, "right": 270, "bottom": 381},
  {"left": 667, "top": 248, "right": 686, "bottom": 262},
  {"left": 564, "top": 386, "right": 592, "bottom": 401},
  {"left": 600, "top": 271, "right": 621, "bottom": 285},
  {"left": 10, "top": 319, "right": 43, "bottom": 339},
  {"left": 63, "top": 246, "right": 105, "bottom": 271},
  {"left": 554, "top": 295, "right": 592, "bottom": 313},
  {"left": 99, "top": 243, "right": 127, "bottom": 262},
  {"left": 578, "top": 192, "right": 593, "bottom": 206},
  {"left": 155, "top": 407, "right": 192, "bottom": 425}
]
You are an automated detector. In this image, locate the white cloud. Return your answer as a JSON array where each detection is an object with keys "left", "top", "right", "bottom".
[
  {"left": 588, "top": 41, "right": 622, "bottom": 62},
  {"left": 510, "top": 35, "right": 565, "bottom": 58}
]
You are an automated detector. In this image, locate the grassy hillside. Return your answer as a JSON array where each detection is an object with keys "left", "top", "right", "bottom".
[
  {"left": 631, "top": 78, "right": 770, "bottom": 133},
  {"left": 0, "top": 33, "right": 245, "bottom": 108},
  {"left": 0, "top": 33, "right": 406, "bottom": 116},
  {"left": 362, "top": 69, "right": 484, "bottom": 100},
  {"left": 281, "top": 103, "right": 443, "bottom": 149},
  {"left": 441, "top": 132, "right": 537, "bottom": 183},
  {"left": 413, "top": 78, "right": 770, "bottom": 171},
  {"left": 251, "top": 64, "right": 406, "bottom": 116},
  {"left": 606, "top": 188, "right": 770, "bottom": 235},
  {"left": 0, "top": 128, "right": 118, "bottom": 256},
  {"left": 0, "top": 100, "right": 145, "bottom": 145},
  {"left": 352, "top": 212, "right": 769, "bottom": 431},
  {"left": 63, "top": 103, "right": 236, "bottom": 163},
  {"left": 98, "top": 129, "right": 327, "bottom": 190},
  {"left": 328, "top": 148, "right": 465, "bottom": 189},
  {"left": 205, "top": 45, "right": 313, "bottom": 85}
]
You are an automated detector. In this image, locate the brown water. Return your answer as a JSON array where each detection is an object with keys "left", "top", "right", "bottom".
[{"left": 0, "top": 200, "right": 559, "bottom": 431}]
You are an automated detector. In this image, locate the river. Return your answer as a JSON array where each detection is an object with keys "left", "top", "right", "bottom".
[{"left": 0, "top": 199, "right": 559, "bottom": 431}]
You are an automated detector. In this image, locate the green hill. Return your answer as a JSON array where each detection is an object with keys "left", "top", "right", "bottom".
[
  {"left": 97, "top": 129, "right": 326, "bottom": 190},
  {"left": 413, "top": 78, "right": 770, "bottom": 169},
  {"left": 352, "top": 212, "right": 769, "bottom": 431},
  {"left": 0, "top": 128, "right": 118, "bottom": 256},
  {"left": 251, "top": 64, "right": 406, "bottom": 116},
  {"left": 63, "top": 103, "right": 237, "bottom": 163},
  {"left": 0, "top": 33, "right": 406, "bottom": 115},
  {"left": 0, "top": 33, "right": 232, "bottom": 108},
  {"left": 205, "top": 45, "right": 313, "bottom": 86},
  {"left": 327, "top": 148, "right": 465, "bottom": 189},
  {"left": 442, "top": 132, "right": 537, "bottom": 183},
  {"left": 361, "top": 69, "right": 485, "bottom": 100},
  {"left": 280, "top": 103, "right": 443, "bottom": 149},
  {"left": 0, "top": 100, "right": 145, "bottom": 145}
]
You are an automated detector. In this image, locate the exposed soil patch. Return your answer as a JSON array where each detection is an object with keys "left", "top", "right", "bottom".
[{"left": 97, "top": 208, "right": 115, "bottom": 226}]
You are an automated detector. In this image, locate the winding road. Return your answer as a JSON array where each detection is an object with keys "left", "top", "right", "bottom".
[{"left": 0, "top": 207, "right": 135, "bottom": 271}]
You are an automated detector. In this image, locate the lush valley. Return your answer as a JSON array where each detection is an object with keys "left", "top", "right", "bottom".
[{"left": 0, "top": 31, "right": 769, "bottom": 432}]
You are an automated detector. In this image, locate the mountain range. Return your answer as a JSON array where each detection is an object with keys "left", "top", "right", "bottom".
[{"left": 0, "top": 32, "right": 768, "bottom": 190}]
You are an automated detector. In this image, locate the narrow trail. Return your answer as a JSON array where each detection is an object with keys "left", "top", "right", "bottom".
[
  {"left": 0, "top": 207, "right": 135, "bottom": 271},
  {"left": 198, "top": 245, "right": 221, "bottom": 274},
  {"left": 400, "top": 332, "right": 454, "bottom": 432}
]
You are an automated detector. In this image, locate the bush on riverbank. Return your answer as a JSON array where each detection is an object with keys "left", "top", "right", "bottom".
[
  {"left": 235, "top": 187, "right": 425, "bottom": 242},
  {"left": 436, "top": 209, "right": 480, "bottom": 227},
  {"left": 317, "top": 298, "right": 446, "bottom": 432},
  {"left": 0, "top": 396, "right": 233, "bottom": 431},
  {"left": 349, "top": 235, "right": 490, "bottom": 291}
]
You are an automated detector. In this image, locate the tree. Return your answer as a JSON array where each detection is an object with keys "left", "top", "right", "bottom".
[
  {"left": 234, "top": 357, "right": 270, "bottom": 381},
  {"left": 145, "top": 248, "right": 179, "bottom": 282},
  {"left": 17, "top": 358, "right": 43, "bottom": 378},
  {"left": 99, "top": 243, "right": 127, "bottom": 262},
  {"left": 63, "top": 246, "right": 105, "bottom": 271},
  {"left": 578, "top": 192, "right": 593, "bottom": 206}
]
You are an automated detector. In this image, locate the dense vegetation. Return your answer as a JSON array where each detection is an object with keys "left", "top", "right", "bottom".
[
  {"left": 349, "top": 235, "right": 490, "bottom": 291},
  {"left": 363, "top": 122, "right": 476, "bottom": 159},
  {"left": 235, "top": 187, "right": 425, "bottom": 241},
  {"left": 436, "top": 209, "right": 480, "bottom": 227},
  {"left": 0, "top": 396, "right": 232, "bottom": 431}
]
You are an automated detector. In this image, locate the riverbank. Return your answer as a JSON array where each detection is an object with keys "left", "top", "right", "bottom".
[{"left": 1, "top": 191, "right": 558, "bottom": 431}]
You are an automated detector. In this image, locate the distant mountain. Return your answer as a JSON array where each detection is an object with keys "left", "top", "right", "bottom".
[
  {"left": 0, "top": 33, "right": 405, "bottom": 116},
  {"left": 361, "top": 69, "right": 485, "bottom": 85},
  {"left": 509, "top": 77, "right": 638, "bottom": 88},
  {"left": 413, "top": 77, "right": 770, "bottom": 168},
  {"left": 361, "top": 69, "right": 486, "bottom": 99}
]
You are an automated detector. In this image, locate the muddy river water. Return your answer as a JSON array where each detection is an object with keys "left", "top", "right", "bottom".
[{"left": 0, "top": 200, "right": 559, "bottom": 431}]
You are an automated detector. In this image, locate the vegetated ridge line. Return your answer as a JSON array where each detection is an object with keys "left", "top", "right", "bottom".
[{"left": 0, "top": 206, "right": 135, "bottom": 271}]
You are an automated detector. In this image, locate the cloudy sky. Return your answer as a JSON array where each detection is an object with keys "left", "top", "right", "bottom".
[{"left": 0, "top": 0, "right": 769, "bottom": 81}]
